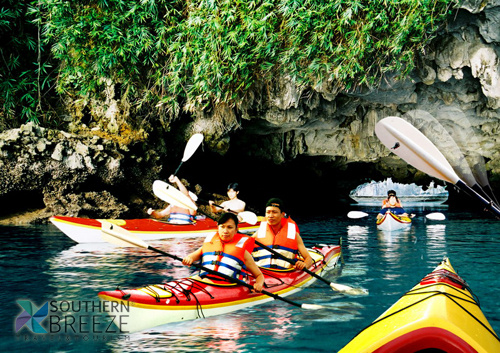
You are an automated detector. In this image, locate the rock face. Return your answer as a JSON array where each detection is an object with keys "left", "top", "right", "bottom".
[
  {"left": 2, "top": 1, "right": 500, "bottom": 222},
  {"left": 0, "top": 123, "right": 164, "bottom": 223}
]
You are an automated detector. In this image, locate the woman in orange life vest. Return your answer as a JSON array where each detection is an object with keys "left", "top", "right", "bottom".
[
  {"left": 376, "top": 189, "right": 412, "bottom": 220},
  {"left": 182, "top": 212, "right": 264, "bottom": 292},
  {"left": 147, "top": 175, "right": 197, "bottom": 224},
  {"left": 252, "top": 198, "right": 312, "bottom": 270},
  {"left": 209, "top": 182, "right": 246, "bottom": 214}
]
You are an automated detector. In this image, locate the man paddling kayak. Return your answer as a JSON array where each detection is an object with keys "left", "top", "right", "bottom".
[
  {"left": 209, "top": 182, "right": 246, "bottom": 214},
  {"left": 182, "top": 212, "right": 264, "bottom": 292},
  {"left": 252, "top": 198, "right": 312, "bottom": 271},
  {"left": 148, "top": 175, "right": 197, "bottom": 224}
]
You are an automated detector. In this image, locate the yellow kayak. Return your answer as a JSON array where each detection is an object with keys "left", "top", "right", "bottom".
[{"left": 340, "top": 258, "right": 500, "bottom": 353}]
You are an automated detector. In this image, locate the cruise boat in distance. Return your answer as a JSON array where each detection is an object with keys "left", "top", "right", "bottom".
[{"left": 349, "top": 178, "right": 448, "bottom": 206}]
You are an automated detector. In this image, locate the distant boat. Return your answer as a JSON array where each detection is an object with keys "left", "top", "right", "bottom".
[{"left": 350, "top": 178, "right": 448, "bottom": 206}]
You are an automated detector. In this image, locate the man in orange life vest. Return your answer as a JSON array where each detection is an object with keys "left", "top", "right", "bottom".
[
  {"left": 182, "top": 212, "right": 264, "bottom": 292},
  {"left": 252, "top": 198, "right": 312, "bottom": 270},
  {"left": 147, "top": 175, "right": 197, "bottom": 224}
]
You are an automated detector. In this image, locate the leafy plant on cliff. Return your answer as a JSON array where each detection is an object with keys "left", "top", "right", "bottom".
[
  {"left": 5, "top": 0, "right": 457, "bottom": 128},
  {"left": 0, "top": 1, "right": 56, "bottom": 127}
]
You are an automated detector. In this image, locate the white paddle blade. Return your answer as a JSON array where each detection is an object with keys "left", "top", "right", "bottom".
[
  {"left": 329, "top": 282, "right": 369, "bottom": 295},
  {"left": 188, "top": 191, "right": 198, "bottom": 202},
  {"left": 238, "top": 211, "right": 258, "bottom": 225},
  {"left": 301, "top": 304, "right": 325, "bottom": 310},
  {"left": 100, "top": 220, "right": 148, "bottom": 248},
  {"left": 153, "top": 180, "right": 198, "bottom": 211},
  {"left": 347, "top": 211, "right": 369, "bottom": 219},
  {"left": 182, "top": 133, "right": 204, "bottom": 162},
  {"left": 375, "top": 117, "right": 460, "bottom": 184},
  {"left": 426, "top": 212, "right": 446, "bottom": 221}
]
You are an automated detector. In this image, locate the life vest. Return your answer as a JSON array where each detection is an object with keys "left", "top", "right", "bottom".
[
  {"left": 168, "top": 205, "right": 194, "bottom": 224},
  {"left": 252, "top": 218, "right": 298, "bottom": 269},
  {"left": 382, "top": 198, "right": 402, "bottom": 208},
  {"left": 200, "top": 232, "right": 255, "bottom": 280}
]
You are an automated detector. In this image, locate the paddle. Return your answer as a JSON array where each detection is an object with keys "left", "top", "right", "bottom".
[
  {"left": 349, "top": 209, "right": 444, "bottom": 221},
  {"left": 375, "top": 117, "right": 500, "bottom": 218},
  {"left": 100, "top": 220, "right": 324, "bottom": 310},
  {"left": 347, "top": 211, "right": 369, "bottom": 219},
  {"left": 174, "top": 133, "right": 204, "bottom": 176},
  {"left": 425, "top": 212, "right": 446, "bottom": 221},
  {"left": 154, "top": 185, "right": 367, "bottom": 295}
]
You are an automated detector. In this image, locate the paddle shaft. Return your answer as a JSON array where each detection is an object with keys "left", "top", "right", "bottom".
[
  {"left": 456, "top": 180, "right": 500, "bottom": 218},
  {"left": 173, "top": 162, "right": 183, "bottom": 176},
  {"left": 254, "top": 239, "right": 333, "bottom": 285},
  {"left": 144, "top": 245, "right": 304, "bottom": 308}
]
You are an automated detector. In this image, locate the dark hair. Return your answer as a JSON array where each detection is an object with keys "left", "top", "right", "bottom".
[
  {"left": 387, "top": 189, "right": 397, "bottom": 197},
  {"left": 227, "top": 182, "right": 240, "bottom": 192},
  {"left": 217, "top": 212, "right": 239, "bottom": 226},
  {"left": 265, "top": 198, "right": 284, "bottom": 212}
]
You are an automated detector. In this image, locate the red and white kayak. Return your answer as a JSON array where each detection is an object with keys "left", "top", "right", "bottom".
[
  {"left": 50, "top": 215, "right": 260, "bottom": 243},
  {"left": 98, "top": 244, "right": 341, "bottom": 332},
  {"left": 376, "top": 211, "right": 411, "bottom": 231}
]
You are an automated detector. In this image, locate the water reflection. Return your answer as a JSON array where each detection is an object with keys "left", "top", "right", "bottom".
[{"left": 44, "top": 239, "right": 203, "bottom": 302}]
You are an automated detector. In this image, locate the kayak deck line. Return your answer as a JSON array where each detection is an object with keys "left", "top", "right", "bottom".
[
  {"left": 366, "top": 285, "right": 500, "bottom": 342},
  {"left": 339, "top": 258, "right": 500, "bottom": 353}
]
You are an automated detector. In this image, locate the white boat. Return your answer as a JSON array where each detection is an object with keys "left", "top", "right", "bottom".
[
  {"left": 350, "top": 178, "right": 448, "bottom": 206},
  {"left": 376, "top": 211, "right": 412, "bottom": 231}
]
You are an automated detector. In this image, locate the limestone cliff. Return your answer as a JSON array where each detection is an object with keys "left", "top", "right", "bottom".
[{"left": 1, "top": 1, "right": 500, "bottom": 223}]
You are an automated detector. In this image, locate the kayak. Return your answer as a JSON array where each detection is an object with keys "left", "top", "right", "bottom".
[
  {"left": 339, "top": 257, "right": 500, "bottom": 353},
  {"left": 50, "top": 215, "right": 260, "bottom": 243},
  {"left": 98, "top": 244, "right": 341, "bottom": 332},
  {"left": 376, "top": 211, "right": 411, "bottom": 231}
]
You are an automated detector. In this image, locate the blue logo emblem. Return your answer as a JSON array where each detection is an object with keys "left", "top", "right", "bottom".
[{"left": 16, "top": 300, "right": 48, "bottom": 333}]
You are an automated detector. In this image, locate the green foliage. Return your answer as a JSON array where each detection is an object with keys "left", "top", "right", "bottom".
[{"left": 3, "top": 0, "right": 458, "bottom": 127}]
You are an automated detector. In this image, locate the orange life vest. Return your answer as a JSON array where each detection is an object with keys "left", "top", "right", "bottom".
[
  {"left": 200, "top": 232, "right": 255, "bottom": 280},
  {"left": 252, "top": 218, "right": 298, "bottom": 269}
]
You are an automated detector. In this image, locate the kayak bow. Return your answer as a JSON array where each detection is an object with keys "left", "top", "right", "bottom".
[
  {"left": 340, "top": 258, "right": 500, "bottom": 353},
  {"left": 376, "top": 211, "right": 411, "bottom": 231}
]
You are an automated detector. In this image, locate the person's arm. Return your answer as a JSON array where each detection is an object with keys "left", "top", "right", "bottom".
[
  {"left": 148, "top": 205, "right": 171, "bottom": 219},
  {"left": 169, "top": 175, "right": 197, "bottom": 216},
  {"left": 209, "top": 200, "right": 221, "bottom": 213},
  {"left": 244, "top": 251, "right": 264, "bottom": 292},
  {"left": 182, "top": 248, "right": 203, "bottom": 266},
  {"left": 294, "top": 233, "right": 313, "bottom": 270},
  {"left": 169, "top": 175, "right": 189, "bottom": 197}
]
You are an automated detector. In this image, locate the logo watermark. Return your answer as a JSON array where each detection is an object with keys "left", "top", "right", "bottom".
[{"left": 15, "top": 299, "right": 130, "bottom": 342}]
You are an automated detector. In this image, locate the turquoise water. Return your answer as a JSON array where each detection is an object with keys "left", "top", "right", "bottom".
[{"left": 1, "top": 207, "right": 500, "bottom": 352}]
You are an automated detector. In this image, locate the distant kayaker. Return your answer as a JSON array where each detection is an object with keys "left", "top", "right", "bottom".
[
  {"left": 147, "top": 175, "right": 197, "bottom": 224},
  {"left": 209, "top": 182, "right": 246, "bottom": 214},
  {"left": 252, "top": 198, "right": 312, "bottom": 270},
  {"left": 182, "top": 212, "right": 264, "bottom": 292},
  {"left": 377, "top": 190, "right": 413, "bottom": 219}
]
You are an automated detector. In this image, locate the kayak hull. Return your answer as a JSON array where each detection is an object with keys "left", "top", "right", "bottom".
[
  {"left": 50, "top": 215, "right": 260, "bottom": 243},
  {"left": 376, "top": 212, "right": 411, "bottom": 231},
  {"left": 98, "top": 244, "right": 341, "bottom": 332},
  {"left": 340, "top": 258, "right": 500, "bottom": 353}
]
